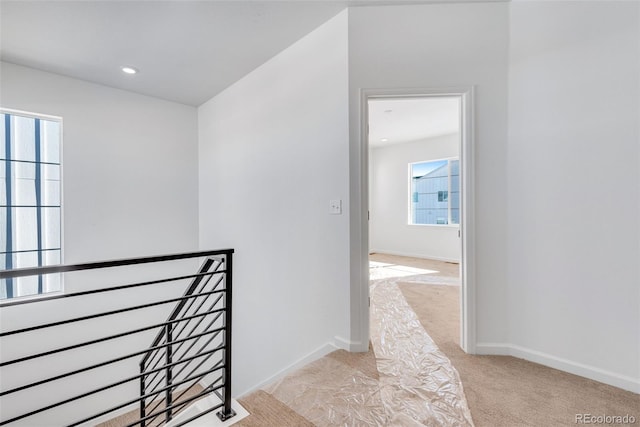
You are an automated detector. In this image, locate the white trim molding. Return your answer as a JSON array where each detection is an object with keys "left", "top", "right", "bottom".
[
  {"left": 357, "top": 86, "right": 477, "bottom": 355},
  {"left": 236, "top": 342, "right": 340, "bottom": 398},
  {"left": 334, "top": 335, "right": 364, "bottom": 352},
  {"left": 476, "top": 343, "right": 640, "bottom": 394}
]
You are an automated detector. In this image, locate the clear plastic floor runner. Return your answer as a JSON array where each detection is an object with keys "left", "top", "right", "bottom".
[
  {"left": 265, "top": 277, "right": 474, "bottom": 426},
  {"left": 370, "top": 277, "right": 474, "bottom": 426}
]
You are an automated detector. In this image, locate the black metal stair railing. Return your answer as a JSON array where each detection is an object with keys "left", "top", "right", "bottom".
[{"left": 0, "top": 249, "right": 235, "bottom": 427}]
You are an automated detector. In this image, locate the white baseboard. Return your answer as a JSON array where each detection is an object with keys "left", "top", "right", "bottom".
[
  {"left": 474, "top": 342, "right": 511, "bottom": 356},
  {"left": 334, "top": 336, "right": 367, "bottom": 352},
  {"left": 476, "top": 342, "right": 640, "bottom": 394},
  {"left": 236, "top": 342, "right": 339, "bottom": 398},
  {"left": 369, "top": 249, "right": 460, "bottom": 264}
]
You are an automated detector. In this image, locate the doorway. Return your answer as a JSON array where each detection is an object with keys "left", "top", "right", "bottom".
[{"left": 361, "top": 88, "right": 475, "bottom": 353}]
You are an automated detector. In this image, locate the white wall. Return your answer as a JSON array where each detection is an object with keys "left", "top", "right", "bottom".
[
  {"left": 0, "top": 62, "right": 199, "bottom": 262},
  {"left": 507, "top": 1, "right": 640, "bottom": 392},
  {"left": 198, "top": 11, "right": 350, "bottom": 396},
  {"left": 349, "top": 2, "right": 510, "bottom": 347},
  {"left": 370, "top": 134, "right": 461, "bottom": 262},
  {"left": 0, "top": 62, "right": 201, "bottom": 424}
]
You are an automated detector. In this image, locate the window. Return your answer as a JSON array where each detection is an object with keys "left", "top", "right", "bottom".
[
  {"left": 410, "top": 158, "right": 459, "bottom": 226},
  {"left": 1, "top": 111, "right": 62, "bottom": 299}
]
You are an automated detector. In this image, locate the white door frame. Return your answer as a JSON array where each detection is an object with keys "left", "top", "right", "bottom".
[{"left": 357, "top": 86, "right": 476, "bottom": 353}]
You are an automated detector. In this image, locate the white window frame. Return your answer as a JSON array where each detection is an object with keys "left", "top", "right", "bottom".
[
  {"left": 408, "top": 156, "right": 459, "bottom": 227},
  {"left": 1, "top": 108, "right": 64, "bottom": 301}
]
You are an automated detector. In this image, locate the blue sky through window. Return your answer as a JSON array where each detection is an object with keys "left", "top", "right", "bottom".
[{"left": 411, "top": 159, "right": 447, "bottom": 178}]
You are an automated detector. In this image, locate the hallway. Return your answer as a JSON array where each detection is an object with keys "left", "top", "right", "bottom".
[{"left": 237, "top": 254, "right": 638, "bottom": 426}]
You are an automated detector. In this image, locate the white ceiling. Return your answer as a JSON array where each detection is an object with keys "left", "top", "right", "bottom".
[
  {"left": 368, "top": 97, "right": 461, "bottom": 148},
  {"left": 1, "top": 1, "right": 354, "bottom": 106},
  {"left": 1, "top": 0, "right": 483, "bottom": 107}
]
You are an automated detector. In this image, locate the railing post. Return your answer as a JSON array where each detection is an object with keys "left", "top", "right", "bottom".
[
  {"left": 139, "top": 361, "right": 146, "bottom": 427},
  {"left": 217, "top": 252, "right": 236, "bottom": 421},
  {"left": 165, "top": 324, "right": 173, "bottom": 423}
]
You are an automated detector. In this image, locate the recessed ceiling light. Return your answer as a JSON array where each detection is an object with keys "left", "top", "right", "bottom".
[
  {"left": 384, "top": 109, "right": 393, "bottom": 113},
  {"left": 121, "top": 66, "right": 138, "bottom": 75},
  {"left": 381, "top": 138, "right": 388, "bottom": 142}
]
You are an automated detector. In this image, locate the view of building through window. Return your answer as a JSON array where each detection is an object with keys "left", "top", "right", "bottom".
[
  {"left": 1, "top": 111, "right": 62, "bottom": 299},
  {"left": 410, "top": 158, "right": 459, "bottom": 225}
]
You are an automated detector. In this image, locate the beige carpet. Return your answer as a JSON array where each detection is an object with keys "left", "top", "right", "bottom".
[
  {"left": 392, "top": 254, "right": 639, "bottom": 427},
  {"left": 238, "top": 346, "right": 382, "bottom": 426},
  {"left": 236, "top": 390, "right": 315, "bottom": 427},
  {"left": 103, "top": 254, "right": 638, "bottom": 426}
]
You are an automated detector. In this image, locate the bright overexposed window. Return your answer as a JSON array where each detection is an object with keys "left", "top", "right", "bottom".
[
  {"left": 1, "top": 111, "right": 62, "bottom": 300},
  {"left": 410, "top": 158, "right": 459, "bottom": 226}
]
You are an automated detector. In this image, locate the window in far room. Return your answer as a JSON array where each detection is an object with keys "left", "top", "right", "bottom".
[
  {"left": 1, "top": 110, "right": 62, "bottom": 300},
  {"left": 410, "top": 158, "right": 459, "bottom": 226}
]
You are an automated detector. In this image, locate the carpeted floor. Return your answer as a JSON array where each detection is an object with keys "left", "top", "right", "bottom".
[
  {"left": 137, "top": 253, "right": 638, "bottom": 426},
  {"left": 237, "top": 347, "right": 381, "bottom": 426},
  {"left": 236, "top": 390, "right": 315, "bottom": 427},
  {"left": 384, "top": 253, "right": 639, "bottom": 427}
]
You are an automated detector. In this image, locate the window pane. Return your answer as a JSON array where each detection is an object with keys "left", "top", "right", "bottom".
[
  {"left": 16, "top": 276, "right": 39, "bottom": 297},
  {"left": 14, "top": 207, "right": 38, "bottom": 251},
  {"left": 42, "top": 120, "right": 61, "bottom": 164},
  {"left": 44, "top": 272, "right": 62, "bottom": 294},
  {"left": 43, "top": 164, "right": 61, "bottom": 206},
  {"left": 43, "top": 250, "right": 62, "bottom": 293},
  {"left": 0, "top": 160, "right": 6, "bottom": 206},
  {"left": 44, "top": 249, "right": 61, "bottom": 265},
  {"left": 450, "top": 160, "right": 460, "bottom": 225},
  {"left": 451, "top": 209, "right": 460, "bottom": 225},
  {"left": 13, "top": 115, "right": 36, "bottom": 162},
  {"left": 43, "top": 207, "right": 61, "bottom": 249},
  {"left": 0, "top": 114, "right": 5, "bottom": 157},
  {"left": 0, "top": 177, "right": 5, "bottom": 206},
  {"left": 0, "top": 280, "right": 8, "bottom": 299},
  {"left": 0, "top": 207, "right": 6, "bottom": 250},
  {"left": 14, "top": 162, "right": 37, "bottom": 206},
  {"left": 15, "top": 250, "right": 38, "bottom": 269},
  {"left": 1, "top": 112, "right": 62, "bottom": 300},
  {"left": 411, "top": 159, "right": 451, "bottom": 225}
]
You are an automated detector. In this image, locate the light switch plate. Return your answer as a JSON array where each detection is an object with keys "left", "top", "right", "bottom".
[{"left": 329, "top": 199, "right": 342, "bottom": 215}]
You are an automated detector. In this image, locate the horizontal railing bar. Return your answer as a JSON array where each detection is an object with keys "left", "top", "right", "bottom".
[
  {"left": 0, "top": 158, "right": 60, "bottom": 166},
  {"left": 0, "top": 324, "right": 225, "bottom": 396},
  {"left": 142, "top": 279, "right": 224, "bottom": 369},
  {"left": 172, "top": 277, "right": 224, "bottom": 341},
  {"left": 171, "top": 320, "right": 225, "bottom": 387},
  {"left": 144, "top": 360, "right": 224, "bottom": 424},
  {"left": 0, "top": 205, "right": 60, "bottom": 208},
  {"left": 149, "top": 358, "right": 224, "bottom": 418},
  {"left": 0, "top": 287, "right": 226, "bottom": 338},
  {"left": 142, "top": 327, "right": 223, "bottom": 392},
  {"left": 0, "top": 269, "right": 226, "bottom": 309},
  {"left": 1, "top": 311, "right": 225, "bottom": 368},
  {"left": 142, "top": 259, "right": 222, "bottom": 364},
  {"left": 69, "top": 367, "right": 225, "bottom": 427},
  {"left": 127, "top": 381, "right": 224, "bottom": 427},
  {"left": 0, "top": 248, "right": 61, "bottom": 255},
  {"left": 144, "top": 311, "right": 224, "bottom": 393},
  {"left": 137, "top": 375, "right": 224, "bottom": 427},
  {"left": 145, "top": 322, "right": 224, "bottom": 398},
  {"left": 0, "top": 249, "right": 233, "bottom": 280},
  {"left": 164, "top": 259, "right": 222, "bottom": 324},
  {"left": 143, "top": 287, "right": 223, "bottom": 374},
  {"left": 151, "top": 289, "right": 223, "bottom": 368},
  {"left": 0, "top": 347, "right": 225, "bottom": 426}
]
